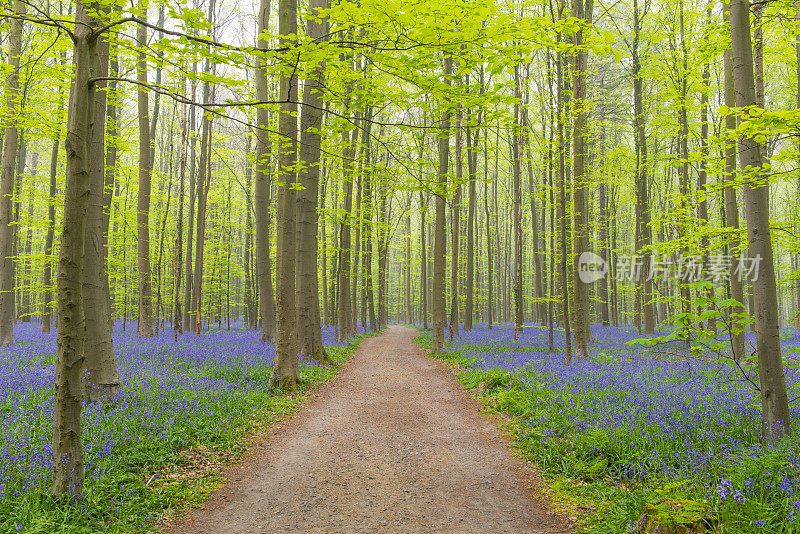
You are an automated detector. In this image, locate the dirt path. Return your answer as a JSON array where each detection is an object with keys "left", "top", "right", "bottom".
[{"left": 167, "top": 325, "right": 569, "bottom": 533}]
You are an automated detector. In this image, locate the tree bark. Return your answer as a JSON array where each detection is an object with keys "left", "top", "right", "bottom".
[
  {"left": 0, "top": 0, "right": 25, "bottom": 345},
  {"left": 42, "top": 52, "right": 66, "bottom": 334},
  {"left": 136, "top": 5, "right": 155, "bottom": 337},
  {"left": 270, "top": 0, "right": 300, "bottom": 387},
  {"left": 52, "top": 2, "right": 98, "bottom": 497},
  {"left": 254, "top": 0, "right": 276, "bottom": 341},
  {"left": 449, "top": 96, "right": 462, "bottom": 339},
  {"left": 183, "top": 72, "right": 197, "bottom": 332},
  {"left": 83, "top": 25, "right": 119, "bottom": 400},
  {"left": 730, "top": 0, "right": 792, "bottom": 439},
  {"left": 433, "top": 54, "right": 452, "bottom": 351},
  {"left": 571, "top": 0, "right": 593, "bottom": 353},
  {"left": 296, "top": 0, "right": 334, "bottom": 364}
]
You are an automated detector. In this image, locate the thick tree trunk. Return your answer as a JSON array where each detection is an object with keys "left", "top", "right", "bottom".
[
  {"left": 83, "top": 27, "right": 119, "bottom": 400},
  {"left": 433, "top": 54, "right": 452, "bottom": 351},
  {"left": 730, "top": 0, "right": 792, "bottom": 439},
  {"left": 53, "top": 2, "right": 97, "bottom": 497},
  {"left": 361, "top": 116, "right": 376, "bottom": 332},
  {"left": 255, "top": 0, "right": 276, "bottom": 341},
  {"left": 0, "top": 0, "right": 25, "bottom": 345},
  {"left": 270, "top": 0, "right": 300, "bottom": 387}
]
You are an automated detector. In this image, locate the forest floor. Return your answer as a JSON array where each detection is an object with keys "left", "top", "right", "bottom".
[{"left": 163, "top": 325, "right": 570, "bottom": 533}]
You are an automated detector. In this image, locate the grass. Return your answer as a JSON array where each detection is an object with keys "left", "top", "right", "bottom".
[
  {"left": 0, "top": 324, "right": 371, "bottom": 533},
  {"left": 418, "top": 324, "right": 800, "bottom": 534}
]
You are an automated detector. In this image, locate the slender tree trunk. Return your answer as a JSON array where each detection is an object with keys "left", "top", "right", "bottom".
[
  {"left": 433, "top": 54, "right": 452, "bottom": 351},
  {"left": 174, "top": 99, "right": 188, "bottom": 340},
  {"left": 512, "top": 66, "right": 524, "bottom": 339},
  {"left": 183, "top": 73, "right": 197, "bottom": 332},
  {"left": 698, "top": 3, "right": 714, "bottom": 331},
  {"left": 556, "top": 24, "right": 573, "bottom": 364},
  {"left": 572, "top": 0, "right": 593, "bottom": 353},
  {"left": 192, "top": 117, "right": 211, "bottom": 334},
  {"left": 136, "top": 5, "right": 155, "bottom": 337},
  {"left": 0, "top": 0, "right": 25, "bottom": 344},
  {"left": 243, "top": 136, "right": 255, "bottom": 329},
  {"left": 103, "top": 51, "right": 119, "bottom": 330},
  {"left": 796, "top": 0, "right": 800, "bottom": 330},
  {"left": 21, "top": 153, "right": 35, "bottom": 323},
  {"left": 361, "top": 115, "right": 376, "bottom": 331},
  {"left": 42, "top": 52, "right": 66, "bottom": 334},
  {"left": 337, "top": 100, "right": 357, "bottom": 341},
  {"left": 449, "top": 96, "right": 462, "bottom": 339},
  {"left": 464, "top": 127, "right": 477, "bottom": 331},
  {"left": 730, "top": 0, "right": 792, "bottom": 439},
  {"left": 255, "top": 0, "right": 276, "bottom": 341},
  {"left": 420, "top": 191, "right": 428, "bottom": 329},
  {"left": 484, "top": 129, "right": 493, "bottom": 330}
]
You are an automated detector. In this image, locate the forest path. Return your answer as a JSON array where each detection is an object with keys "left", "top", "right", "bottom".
[{"left": 166, "top": 325, "right": 569, "bottom": 533}]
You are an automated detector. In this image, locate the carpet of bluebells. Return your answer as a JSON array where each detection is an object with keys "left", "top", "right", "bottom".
[
  {"left": 0, "top": 322, "right": 349, "bottom": 533},
  {"left": 427, "top": 323, "right": 800, "bottom": 533}
]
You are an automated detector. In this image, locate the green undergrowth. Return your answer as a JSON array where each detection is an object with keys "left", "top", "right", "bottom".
[
  {"left": 4, "top": 333, "right": 372, "bottom": 534},
  {"left": 417, "top": 330, "right": 746, "bottom": 534}
]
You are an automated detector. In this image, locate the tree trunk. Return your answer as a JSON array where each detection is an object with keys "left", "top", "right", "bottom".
[
  {"left": 53, "top": 2, "right": 98, "bottom": 497},
  {"left": 449, "top": 96, "right": 462, "bottom": 339},
  {"left": 83, "top": 26, "right": 119, "bottom": 400},
  {"left": 730, "top": 0, "right": 792, "bottom": 439},
  {"left": 42, "top": 63, "right": 64, "bottom": 334},
  {"left": 296, "top": 0, "right": 334, "bottom": 364},
  {"left": 0, "top": 0, "right": 25, "bottom": 345},
  {"left": 183, "top": 73, "right": 197, "bottom": 332},
  {"left": 556, "top": 26, "right": 573, "bottom": 364},
  {"left": 572, "top": 0, "right": 593, "bottom": 353},
  {"left": 420, "top": 191, "right": 428, "bottom": 329},
  {"left": 174, "top": 99, "right": 188, "bottom": 340},
  {"left": 270, "top": 0, "right": 300, "bottom": 387},
  {"left": 254, "top": 0, "right": 276, "bottom": 341},
  {"left": 136, "top": 6, "right": 155, "bottom": 337},
  {"left": 433, "top": 54, "right": 452, "bottom": 351},
  {"left": 361, "top": 113, "right": 376, "bottom": 332},
  {"left": 337, "top": 101, "right": 357, "bottom": 341},
  {"left": 192, "top": 117, "right": 211, "bottom": 334},
  {"left": 103, "top": 50, "right": 119, "bottom": 330},
  {"left": 512, "top": 67, "right": 524, "bottom": 339},
  {"left": 243, "top": 135, "right": 255, "bottom": 329}
]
